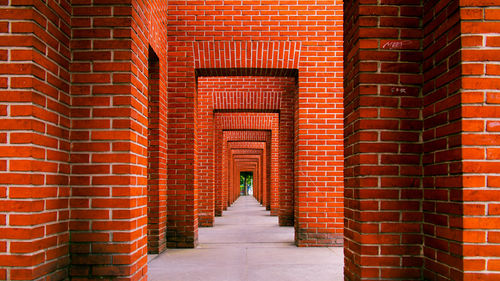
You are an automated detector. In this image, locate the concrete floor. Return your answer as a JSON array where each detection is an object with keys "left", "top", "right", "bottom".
[{"left": 148, "top": 196, "right": 344, "bottom": 281}]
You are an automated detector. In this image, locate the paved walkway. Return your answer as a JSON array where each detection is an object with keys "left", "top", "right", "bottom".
[{"left": 148, "top": 196, "right": 343, "bottom": 281}]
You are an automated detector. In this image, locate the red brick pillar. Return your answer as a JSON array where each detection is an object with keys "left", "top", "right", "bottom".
[
  {"left": 254, "top": 153, "right": 260, "bottom": 201},
  {"left": 260, "top": 144, "right": 266, "bottom": 205},
  {"left": 70, "top": 0, "right": 152, "bottom": 278},
  {"left": 234, "top": 159, "right": 240, "bottom": 202},
  {"left": 197, "top": 79, "right": 215, "bottom": 226},
  {"left": 215, "top": 130, "right": 224, "bottom": 215},
  {"left": 232, "top": 160, "right": 237, "bottom": 203},
  {"left": 0, "top": 2, "right": 72, "bottom": 280},
  {"left": 229, "top": 154, "right": 234, "bottom": 204},
  {"left": 270, "top": 116, "right": 279, "bottom": 215},
  {"left": 344, "top": 0, "right": 424, "bottom": 279},
  {"left": 223, "top": 134, "right": 229, "bottom": 209},
  {"left": 166, "top": 41, "right": 198, "bottom": 247},
  {"left": 254, "top": 162, "right": 259, "bottom": 199},
  {"left": 421, "top": 1, "right": 462, "bottom": 279},
  {"left": 147, "top": 47, "right": 167, "bottom": 254},
  {"left": 459, "top": 1, "right": 500, "bottom": 277},
  {"left": 265, "top": 135, "right": 271, "bottom": 210},
  {"left": 260, "top": 151, "right": 264, "bottom": 203},
  {"left": 279, "top": 82, "right": 295, "bottom": 225},
  {"left": 421, "top": 1, "right": 500, "bottom": 279},
  {"left": 292, "top": 2, "right": 344, "bottom": 248}
]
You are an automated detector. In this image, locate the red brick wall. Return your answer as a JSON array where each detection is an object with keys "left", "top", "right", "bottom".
[
  {"left": 221, "top": 132, "right": 228, "bottom": 212},
  {"left": 1, "top": 0, "right": 168, "bottom": 279},
  {"left": 1, "top": 0, "right": 344, "bottom": 279},
  {"left": 344, "top": 1, "right": 424, "bottom": 279},
  {"left": 0, "top": 1, "right": 72, "bottom": 280},
  {"left": 8, "top": 1, "right": 500, "bottom": 280},
  {"left": 164, "top": 2, "right": 199, "bottom": 246},
  {"left": 279, "top": 80, "right": 295, "bottom": 226},
  {"left": 234, "top": 159, "right": 258, "bottom": 197},
  {"left": 235, "top": 160, "right": 258, "bottom": 197}
]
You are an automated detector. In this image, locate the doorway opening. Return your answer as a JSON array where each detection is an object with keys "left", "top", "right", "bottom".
[{"left": 240, "top": 171, "right": 253, "bottom": 196}]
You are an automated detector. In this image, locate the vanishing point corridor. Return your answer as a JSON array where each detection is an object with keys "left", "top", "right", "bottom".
[
  {"left": 2, "top": 1, "right": 500, "bottom": 280},
  {"left": 148, "top": 196, "right": 343, "bottom": 281}
]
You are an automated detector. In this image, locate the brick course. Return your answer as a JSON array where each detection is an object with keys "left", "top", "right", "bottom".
[
  {"left": 344, "top": 0, "right": 500, "bottom": 280},
  {"left": 344, "top": 1, "right": 424, "bottom": 278},
  {"left": 2, "top": 0, "right": 499, "bottom": 280},
  {"left": 1, "top": 1, "right": 71, "bottom": 280},
  {"left": 459, "top": 1, "right": 500, "bottom": 279}
]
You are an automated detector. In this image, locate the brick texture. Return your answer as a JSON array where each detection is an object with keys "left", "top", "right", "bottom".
[
  {"left": 344, "top": 1, "right": 424, "bottom": 279},
  {"left": 4, "top": 0, "right": 500, "bottom": 280},
  {"left": 147, "top": 46, "right": 167, "bottom": 255},
  {"left": 345, "top": 1, "right": 500, "bottom": 280},
  {"left": 457, "top": 1, "right": 500, "bottom": 280},
  {"left": 0, "top": 0, "right": 166, "bottom": 279},
  {"left": 422, "top": 1, "right": 462, "bottom": 279},
  {"left": 0, "top": 0, "right": 344, "bottom": 279},
  {"left": 0, "top": 1, "right": 71, "bottom": 280},
  {"left": 69, "top": 0, "right": 164, "bottom": 278}
]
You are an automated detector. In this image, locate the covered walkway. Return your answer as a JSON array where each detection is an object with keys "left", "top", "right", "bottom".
[{"left": 148, "top": 196, "right": 343, "bottom": 281}]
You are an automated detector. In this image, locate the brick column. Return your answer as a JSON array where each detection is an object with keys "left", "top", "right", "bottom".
[
  {"left": 197, "top": 78, "right": 215, "bottom": 226},
  {"left": 265, "top": 134, "right": 271, "bottom": 210},
  {"left": 279, "top": 82, "right": 295, "bottom": 225},
  {"left": 223, "top": 134, "right": 229, "bottom": 210},
  {"left": 229, "top": 153, "right": 234, "bottom": 204},
  {"left": 344, "top": 1, "right": 424, "bottom": 279},
  {"left": 459, "top": 1, "right": 500, "bottom": 276},
  {"left": 166, "top": 41, "right": 198, "bottom": 247},
  {"left": 147, "top": 47, "right": 167, "bottom": 254},
  {"left": 215, "top": 129, "right": 224, "bottom": 215},
  {"left": 69, "top": 0, "right": 155, "bottom": 278},
  {"left": 421, "top": 1, "right": 500, "bottom": 279},
  {"left": 270, "top": 116, "right": 279, "bottom": 216},
  {"left": 421, "top": 1, "right": 462, "bottom": 279},
  {"left": 261, "top": 143, "right": 267, "bottom": 205},
  {"left": 294, "top": 1, "right": 344, "bottom": 247},
  {"left": 0, "top": 2, "right": 71, "bottom": 280}
]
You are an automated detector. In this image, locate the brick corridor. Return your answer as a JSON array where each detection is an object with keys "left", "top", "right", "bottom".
[{"left": 148, "top": 196, "right": 343, "bottom": 281}]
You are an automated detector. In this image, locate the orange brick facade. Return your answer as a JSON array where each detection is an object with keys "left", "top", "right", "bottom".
[{"left": 1, "top": 1, "right": 499, "bottom": 281}]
